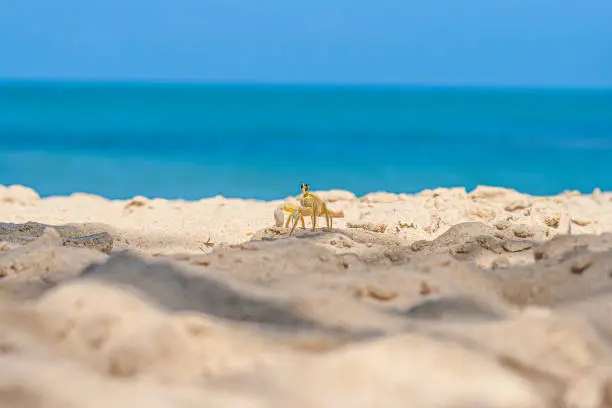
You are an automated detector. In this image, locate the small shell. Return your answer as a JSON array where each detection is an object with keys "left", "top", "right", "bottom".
[{"left": 571, "top": 218, "right": 591, "bottom": 227}]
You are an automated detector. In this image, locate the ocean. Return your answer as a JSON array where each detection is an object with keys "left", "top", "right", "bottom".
[{"left": 1, "top": 81, "right": 611, "bottom": 201}]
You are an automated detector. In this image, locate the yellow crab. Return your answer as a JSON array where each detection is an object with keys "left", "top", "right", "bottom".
[{"left": 274, "top": 184, "right": 344, "bottom": 235}]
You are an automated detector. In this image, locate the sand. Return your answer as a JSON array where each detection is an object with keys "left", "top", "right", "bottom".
[{"left": 2, "top": 183, "right": 612, "bottom": 407}]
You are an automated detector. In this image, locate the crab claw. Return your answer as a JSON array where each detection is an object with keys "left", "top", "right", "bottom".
[{"left": 274, "top": 204, "right": 285, "bottom": 227}]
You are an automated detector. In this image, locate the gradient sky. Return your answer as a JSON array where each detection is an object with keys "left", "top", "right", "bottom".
[{"left": 1, "top": 0, "right": 611, "bottom": 86}]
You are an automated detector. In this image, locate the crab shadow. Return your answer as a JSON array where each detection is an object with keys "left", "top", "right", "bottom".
[{"left": 256, "top": 227, "right": 342, "bottom": 242}]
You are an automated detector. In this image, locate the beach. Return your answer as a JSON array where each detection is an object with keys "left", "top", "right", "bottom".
[{"left": 2, "top": 183, "right": 612, "bottom": 407}]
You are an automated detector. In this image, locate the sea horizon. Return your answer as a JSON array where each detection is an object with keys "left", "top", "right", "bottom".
[
  {"left": 1, "top": 80, "right": 611, "bottom": 201},
  {"left": 2, "top": 78, "right": 612, "bottom": 92}
]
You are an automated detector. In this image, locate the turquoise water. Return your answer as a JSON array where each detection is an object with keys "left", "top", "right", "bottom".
[{"left": 1, "top": 81, "right": 611, "bottom": 200}]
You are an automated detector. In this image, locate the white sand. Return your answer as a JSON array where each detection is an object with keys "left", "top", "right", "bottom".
[
  {"left": 1, "top": 184, "right": 610, "bottom": 255},
  {"left": 2, "top": 183, "right": 612, "bottom": 408}
]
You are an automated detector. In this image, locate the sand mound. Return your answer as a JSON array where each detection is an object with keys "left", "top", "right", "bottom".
[{"left": 2, "top": 185, "right": 612, "bottom": 407}]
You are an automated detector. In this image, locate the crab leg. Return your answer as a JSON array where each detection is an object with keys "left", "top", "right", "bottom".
[{"left": 289, "top": 208, "right": 303, "bottom": 235}]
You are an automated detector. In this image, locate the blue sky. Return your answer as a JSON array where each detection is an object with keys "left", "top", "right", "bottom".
[{"left": 1, "top": 0, "right": 611, "bottom": 87}]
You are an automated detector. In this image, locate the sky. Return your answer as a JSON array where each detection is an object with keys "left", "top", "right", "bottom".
[{"left": 0, "top": 0, "right": 611, "bottom": 87}]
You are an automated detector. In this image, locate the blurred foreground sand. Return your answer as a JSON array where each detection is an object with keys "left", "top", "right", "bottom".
[{"left": 2, "top": 183, "right": 612, "bottom": 408}]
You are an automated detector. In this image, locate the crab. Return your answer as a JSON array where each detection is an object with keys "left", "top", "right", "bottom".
[{"left": 274, "top": 184, "right": 344, "bottom": 235}]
